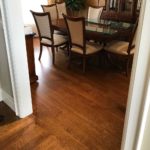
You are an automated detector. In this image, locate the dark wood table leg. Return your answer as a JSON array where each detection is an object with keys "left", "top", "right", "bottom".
[{"left": 25, "top": 33, "right": 38, "bottom": 84}]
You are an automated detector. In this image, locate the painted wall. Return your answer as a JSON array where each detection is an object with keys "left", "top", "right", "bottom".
[
  {"left": 0, "top": 10, "right": 13, "bottom": 97},
  {"left": 121, "top": 0, "right": 150, "bottom": 149},
  {"left": 0, "top": 9, "right": 1, "bottom": 102},
  {"left": 21, "top": 0, "right": 47, "bottom": 34},
  {"left": 141, "top": 96, "right": 150, "bottom": 150},
  {"left": 0, "top": 81, "right": 2, "bottom": 102},
  {"left": 0, "top": 8, "right": 14, "bottom": 109},
  {"left": 0, "top": 0, "right": 33, "bottom": 117}
]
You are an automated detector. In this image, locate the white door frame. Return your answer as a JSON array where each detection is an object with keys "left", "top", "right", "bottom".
[
  {"left": 0, "top": 0, "right": 150, "bottom": 148},
  {"left": 121, "top": 0, "right": 150, "bottom": 149},
  {"left": 0, "top": 0, "right": 33, "bottom": 118}
]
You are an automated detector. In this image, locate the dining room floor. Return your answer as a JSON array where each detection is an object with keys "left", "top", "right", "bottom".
[{"left": 0, "top": 38, "right": 131, "bottom": 150}]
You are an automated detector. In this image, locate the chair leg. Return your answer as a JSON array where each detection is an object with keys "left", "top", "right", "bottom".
[
  {"left": 83, "top": 57, "right": 86, "bottom": 73},
  {"left": 51, "top": 47, "right": 55, "bottom": 65},
  {"left": 39, "top": 44, "right": 43, "bottom": 60}
]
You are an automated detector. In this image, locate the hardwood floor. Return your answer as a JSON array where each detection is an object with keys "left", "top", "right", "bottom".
[{"left": 0, "top": 38, "right": 130, "bottom": 150}]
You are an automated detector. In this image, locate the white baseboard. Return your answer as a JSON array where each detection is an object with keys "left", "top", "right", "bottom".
[{"left": 1, "top": 89, "right": 15, "bottom": 111}]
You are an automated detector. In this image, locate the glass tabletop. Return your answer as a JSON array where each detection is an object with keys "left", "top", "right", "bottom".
[
  {"left": 85, "top": 21, "right": 118, "bottom": 35},
  {"left": 85, "top": 25, "right": 118, "bottom": 35},
  {"left": 86, "top": 18, "right": 133, "bottom": 30}
]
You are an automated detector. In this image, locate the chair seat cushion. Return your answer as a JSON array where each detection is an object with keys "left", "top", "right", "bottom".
[
  {"left": 54, "top": 30, "right": 67, "bottom": 36},
  {"left": 71, "top": 42, "right": 103, "bottom": 55},
  {"left": 41, "top": 34, "right": 67, "bottom": 46},
  {"left": 104, "top": 41, "right": 135, "bottom": 55}
]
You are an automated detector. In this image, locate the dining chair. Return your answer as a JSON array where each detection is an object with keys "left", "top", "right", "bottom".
[
  {"left": 30, "top": 11, "right": 68, "bottom": 64},
  {"left": 88, "top": 6, "right": 103, "bottom": 21},
  {"left": 41, "top": 4, "right": 58, "bottom": 20},
  {"left": 56, "top": 2, "right": 67, "bottom": 19},
  {"left": 104, "top": 20, "right": 138, "bottom": 76},
  {"left": 63, "top": 14, "right": 103, "bottom": 72},
  {"left": 41, "top": 4, "right": 67, "bottom": 36}
]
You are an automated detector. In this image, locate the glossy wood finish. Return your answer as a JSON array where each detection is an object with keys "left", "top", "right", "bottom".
[
  {"left": 0, "top": 38, "right": 130, "bottom": 150},
  {"left": 102, "top": 0, "right": 139, "bottom": 23},
  {"left": 25, "top": 33, "right": 38, "bottom": 83},
  {"left": 101, "top": 11, "right": 133, "bottom": 22}
]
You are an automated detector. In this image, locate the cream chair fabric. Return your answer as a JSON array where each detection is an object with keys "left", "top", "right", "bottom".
[
  {"left": 34, "top": 15, "right": 52, "bottom": 38},
  {"left": 104, "top": 41, "right": 135, "bottom": 55},
  {"left": 71, "top": 42, "right": 103, "bottom": 55},
  {"left": 42, "top": 5, "right": 58, "bottom": 20},
  {"left": 65, "top": 16, "right": 103, "bottom": 55},
  {"left": 104, "top": 21, "right": 138, "bottom": 76},
  {"left": 104, "top": 21, "right": 138, "bottom": 56},
  {"left": 88, "top": 6, "right": 103, "bottom": 21},
  {"left": 67, "top": 19, "right": 84, "bottom": 47},
  {"left": 41, "top": 34, "right": 67, "bottom": 45},
  {"left": 56, "top": 2, "right": 67, "bottom": 19}
]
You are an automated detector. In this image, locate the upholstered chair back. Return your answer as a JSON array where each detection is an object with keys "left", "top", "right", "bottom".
[
  {"left": 56, "top": 2, "right": 67, "bottom": 19},
  {"left": 31, "top": 11, "right": 53, "bottom": 40},
  {"left": 64, "top": 15, "right": 85, "bottom": 49},
  {"left": 42, "top": 4, "right": 58, "bottom": 20},
  {"left": 88, "top": 6, "right": 103, "bottom": 21}
]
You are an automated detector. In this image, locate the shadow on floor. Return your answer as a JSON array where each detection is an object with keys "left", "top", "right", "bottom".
[{"left": 0, "top": 102, "right": 19, "bottom": 126}]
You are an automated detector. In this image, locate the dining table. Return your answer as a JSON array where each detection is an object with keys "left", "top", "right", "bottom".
[{"left": 52, "top": 18, "right": 134, "bottom": 42}]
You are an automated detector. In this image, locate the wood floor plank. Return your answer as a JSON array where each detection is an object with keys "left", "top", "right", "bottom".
[{"left": 0, "top": 38, "right": 130, "bottom": 150}]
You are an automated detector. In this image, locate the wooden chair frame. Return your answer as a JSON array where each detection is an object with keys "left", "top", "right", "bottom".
[
  {"left": 105, "top": 20, "right": 138, "bottom": 76},
  {"left": 63, "top": 14, "right": 102, "bottom": 72},
  {"left": 30, "top": 10, "right": 68, "bottom": 64}
]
